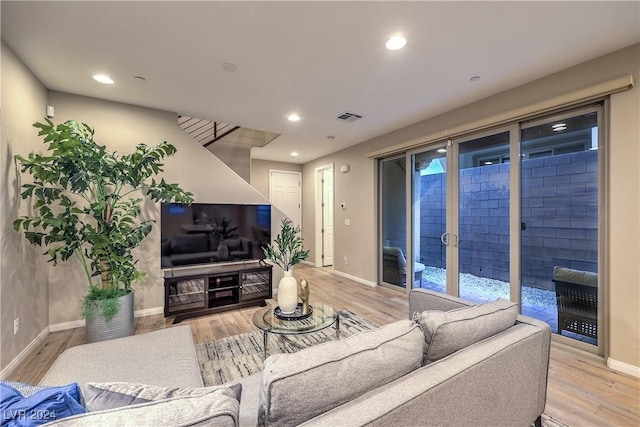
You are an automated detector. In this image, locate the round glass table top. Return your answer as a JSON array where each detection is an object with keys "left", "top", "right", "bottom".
[{"left": 252, "top": 302, "right": 337, "bottom": 335}]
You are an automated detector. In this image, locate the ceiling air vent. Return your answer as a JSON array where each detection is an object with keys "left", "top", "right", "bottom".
[{"left": 336, "top": 112, "right": 363, "bottom": 122}]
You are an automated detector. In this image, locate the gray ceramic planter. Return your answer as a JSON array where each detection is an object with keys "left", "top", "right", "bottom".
[{"left": 85, "top": 291, "right": 135, "bottom": 343}]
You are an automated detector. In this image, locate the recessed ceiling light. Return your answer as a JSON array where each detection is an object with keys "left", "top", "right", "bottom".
[
  {"left": 436, "top": 148, "right": 447, "bottom": 154},
  {"left": 484, "top": 161, "right": 493, "bottom": 165},
  {"left": 288, "top": 114, "right": 301, "bottom": 122},
  {"left": 290, "top": 151, "right": 299, "bottom": 158},
  {"left": 469, "top": 76, "right": 481, "bottom": 82},
  {"left": 552, "top": 123, "right": 567, "bottom": 132},
  {"left": 92, "top": 74, "right": 114, "bottom": 84},
  {"left": 385, "top": 35, "right": 407, "bottom": 51},
  {"left": 133, "top": 75, "right": 146, "bottom": 82}
]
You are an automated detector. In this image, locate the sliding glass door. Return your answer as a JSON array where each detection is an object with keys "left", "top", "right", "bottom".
[
  {"left": 457, "top": 131, "right": 512, "bottom": 303},
  {"left": 411, "top": 146, "right": 448, "bottom": 292},
  {"left": 380, "top": 156, "right": 408, "bottom": 289},
  {"left": 520, "top": 107, "right": 602, "bottom": 349},
  {"left": 384, "top": 103, "right": 604, "bottom": 354}
]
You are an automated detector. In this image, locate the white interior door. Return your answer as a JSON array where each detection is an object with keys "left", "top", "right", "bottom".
[
  {"left": 321, "top": 168, "right": 334, "bottom": 266},
  {"left": 269, "top": 170, "right": 302, "bottom": 229}
]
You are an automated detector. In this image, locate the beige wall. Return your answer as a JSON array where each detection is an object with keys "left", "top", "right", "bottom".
[
  {"left": 207, "top": 141, "right": 252, "bottom": 183},
  {"left": 251, "top": 159, "right": 302, "bottom": 199},
  {"left": 1, "top": 43, "right": 50, "bottom": 371},
  {"left": 302, "top": 43, "right": 640, "bottom": 369}
]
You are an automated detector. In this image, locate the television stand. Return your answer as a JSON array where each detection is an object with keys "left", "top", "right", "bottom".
[{"left": 164, "top": 263, "right": 272, "bottom": 323}]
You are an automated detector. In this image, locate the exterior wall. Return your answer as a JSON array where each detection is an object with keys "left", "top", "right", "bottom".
[
  {"left": 521, "top": 150, "right": 598, "bottom": 288},
  {"left": 419, "top": 150, "right": 599, "bottom": 290}
]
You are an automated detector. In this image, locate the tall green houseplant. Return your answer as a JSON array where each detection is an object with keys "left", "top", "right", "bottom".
[{"left": 14, "top": 119, "right": 194, "bottom": 320}]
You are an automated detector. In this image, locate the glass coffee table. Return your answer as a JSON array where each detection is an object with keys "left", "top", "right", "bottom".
[{"left": 252, "top": 303, "right": 339, "bottom": 359}]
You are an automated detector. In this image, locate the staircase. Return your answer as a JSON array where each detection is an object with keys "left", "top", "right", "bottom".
[
  {"left": 178, "top": 116, "right": 280, "bottom": 149},
  {"left": 178, "top": 116, "right": 240, "bottom": 147}
]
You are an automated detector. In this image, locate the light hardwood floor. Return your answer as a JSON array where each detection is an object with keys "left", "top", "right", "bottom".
[{"left": 7, "top": 264, "right": 639, "bottom": 426}]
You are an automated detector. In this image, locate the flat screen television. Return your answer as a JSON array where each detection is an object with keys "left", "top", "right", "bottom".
[{"left": 160, "top": 203, "right": 271, "bottom": 269}]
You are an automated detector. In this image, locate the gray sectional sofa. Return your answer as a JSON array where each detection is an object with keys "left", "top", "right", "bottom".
[{"left": 39, "top": 288, "right": 551, "bottom": 426}]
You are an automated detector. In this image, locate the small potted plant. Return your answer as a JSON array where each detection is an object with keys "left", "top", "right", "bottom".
[
  {"left": 262, "top": 218, "right": 310, "bottom": 314},
  {"left": 14, "top": 119, "right": 193, "bottom": 342}
]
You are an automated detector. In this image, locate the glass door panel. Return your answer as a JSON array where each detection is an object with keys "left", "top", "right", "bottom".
[
  {"left": 457, "top": 131, "right": 511, "bottom": 303},
  {"left": 381, "top": 157, "right": 407, "bottom": 289},
  {"left": 411, "top": 147, "right": 448, "bottom": 292},
  {"left": 520, "top": 109, "right": 600, "bottom": 348}
]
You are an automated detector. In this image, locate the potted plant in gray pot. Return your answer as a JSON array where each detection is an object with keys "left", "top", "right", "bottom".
[
  {"left": 262, "top": 218, "right": 310, "bottom": 314},
  {"left": 13, "top": 119, "right": 193, "bottom": 342}
]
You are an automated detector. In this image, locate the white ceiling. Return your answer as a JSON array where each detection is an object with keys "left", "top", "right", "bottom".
[{"left": 2, "top": 1, "right": 639, "bottom": 164}]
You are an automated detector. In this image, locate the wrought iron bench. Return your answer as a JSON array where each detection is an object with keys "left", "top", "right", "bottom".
[{"left": 552, "top": 266, "right": 598, "bottom": 339}]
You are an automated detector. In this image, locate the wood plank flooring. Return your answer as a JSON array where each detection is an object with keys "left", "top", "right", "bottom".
[{"left": 6, "top": 264, "right": 639, "bottom": 426}]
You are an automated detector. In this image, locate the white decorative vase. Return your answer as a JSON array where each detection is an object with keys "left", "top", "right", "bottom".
[{"left": 278, "top": 270, "right": 299, "bottom": 314}]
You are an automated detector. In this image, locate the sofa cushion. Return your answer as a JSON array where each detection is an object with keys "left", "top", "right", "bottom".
[
  {"left": 43, "top": 387, "right": 239, "bottom": 427},
  {"left": 258, "top": 319, "right": 424, "bottom": 426},
  {"left": 83, "top": 382, "right": 242, "bottom": 412},
  {"left": 416, "top": 298, "right": 518, "bottom": 364},
  {"left": 553, "top": 266, "right": 597, "bottom": 287}
]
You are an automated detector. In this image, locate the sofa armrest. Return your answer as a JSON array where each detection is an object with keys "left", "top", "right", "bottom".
[{"left": 408, "top": 289, "right": 474, "bottom": 319}]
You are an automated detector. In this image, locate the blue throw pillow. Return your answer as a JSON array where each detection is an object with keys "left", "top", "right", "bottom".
[{"left": 1, "top": 382, "right": 86, "bottom": 426}]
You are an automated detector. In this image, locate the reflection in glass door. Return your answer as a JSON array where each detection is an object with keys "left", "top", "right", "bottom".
[
  {"left": 381, "top": 157, "right": 407, "bottom": 289},
  {"left": 520, "top": 108, "right": 601, "bottom": 349},
  {"left": 457, "top": 131, "right": 512, "bottom": 303},
  {"left": 411, "top": 147, "right": 448, "bottom": 292}
]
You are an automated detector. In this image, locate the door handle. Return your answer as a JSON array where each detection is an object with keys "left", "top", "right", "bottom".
[
  {"left": 440, "top": 232, "right": 449, "bottom": 245},
  {"left": 452, "top": 233, "right": 459, "bottom": 247}
]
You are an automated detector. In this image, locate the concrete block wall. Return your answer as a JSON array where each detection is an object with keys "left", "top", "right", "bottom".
[{"left": 418, "top": 149, "right": 598, "bottom": 290}]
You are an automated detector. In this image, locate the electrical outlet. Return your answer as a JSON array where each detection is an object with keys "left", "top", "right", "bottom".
[
  {"left": 343, "top": 255, "right": 348, "bottom": 264},
  {"left": 14, "top": 318, "right": 20, "bottom": 335}
]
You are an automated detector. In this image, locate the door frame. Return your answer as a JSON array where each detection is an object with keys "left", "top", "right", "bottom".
[{"left": 314, "top": 164, "right": 334, "bottom": 267}]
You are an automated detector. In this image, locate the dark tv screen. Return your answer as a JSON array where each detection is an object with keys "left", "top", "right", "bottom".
[{"left": 160, "top": 203, "right": 271, "bottom": 269}]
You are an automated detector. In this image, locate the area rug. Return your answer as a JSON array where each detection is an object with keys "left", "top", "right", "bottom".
[{"left": 195, "top": 310, "right": 379, "bottom": 386}]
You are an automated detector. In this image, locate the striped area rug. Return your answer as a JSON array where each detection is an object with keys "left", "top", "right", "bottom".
[{"left": 195, "top": 310, "right": 378, "bottom": 386}]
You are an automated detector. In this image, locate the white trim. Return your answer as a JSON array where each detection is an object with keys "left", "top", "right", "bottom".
[
  {"left": 331, "top": 269, "right": 376, "bottom": 288},
  {"left": 0, "top": 327, "right": 49, "bottom": 380},
  {"left": 49, "top": 319, "right": 85, "bottom": 332},
  {"left": 301, "top": 260, "right": 316, "bottom": 267},
  {"left": 314, "top": 163, "right": 334, "bottom": 267},
  {"left": 607, "top": 358, "right": 640, "bottom": 378},
  {"left": 134, "top": 306, "right": 163, "bottom": 318}
]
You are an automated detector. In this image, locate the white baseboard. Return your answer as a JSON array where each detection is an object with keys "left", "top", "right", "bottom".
[
  {"left": 607, "top": 358, "right": 640, "bottom": 378},
  {"left": 49, "top": 306, "right": 164, "bottom": 332},
  {"left": 0, "top": 327, "right": 49, "bottom": 380},
  {"left": 331, "top": 269, "right": 377, "bottom": 288},
  {"left": 301, "top": 260, "right": 316, "bottom": 267},
  {"left": 134, "top": 306, "right": 163, "bottom": 318},
  {"left": 49, "top": 319, "right": 85, "bottom": 332}
]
